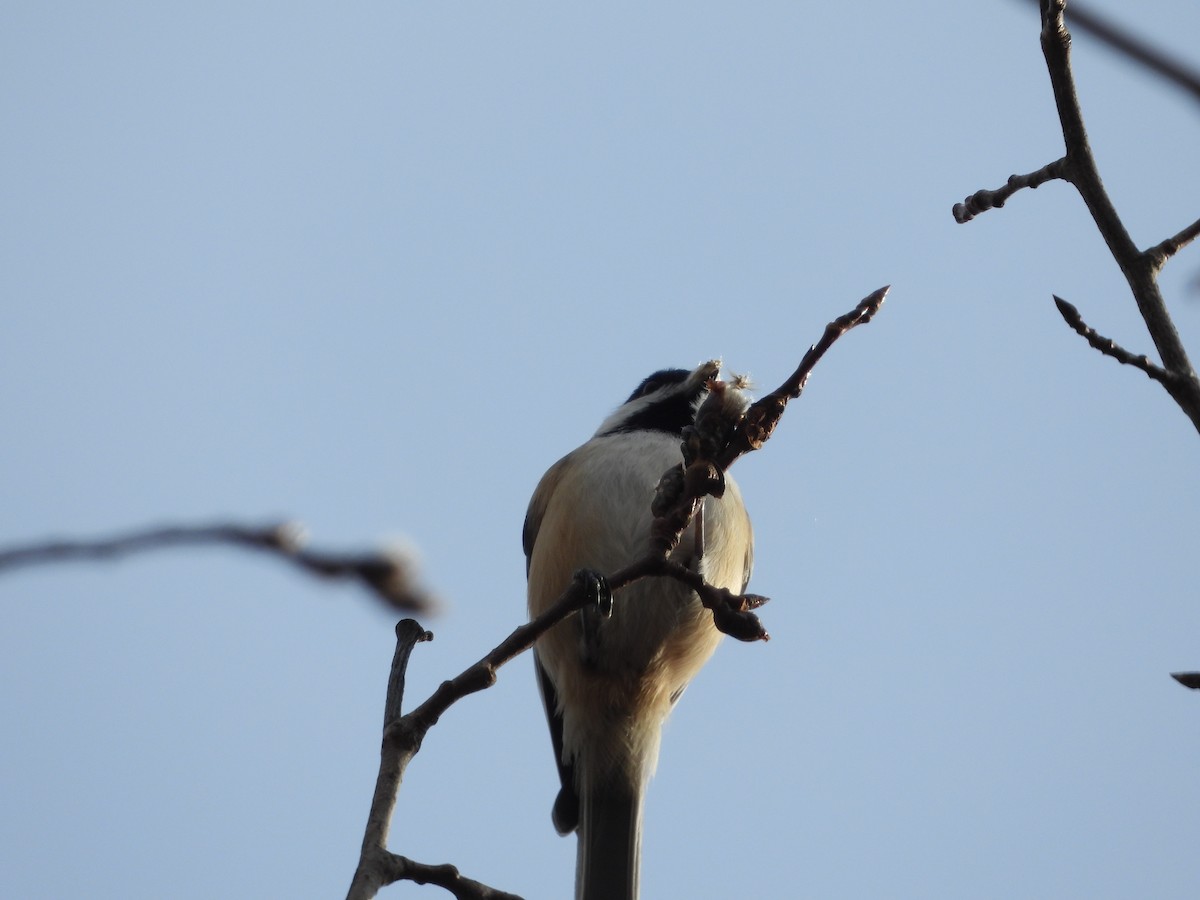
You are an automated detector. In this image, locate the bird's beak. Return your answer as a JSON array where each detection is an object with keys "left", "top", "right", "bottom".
[{"left": 686, "top": 359, "right": 722, "bottom": 395}]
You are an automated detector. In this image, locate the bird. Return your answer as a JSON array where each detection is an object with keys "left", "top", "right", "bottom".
[{"left": 523, "top": 360, "right": 754, "bottom": 900}]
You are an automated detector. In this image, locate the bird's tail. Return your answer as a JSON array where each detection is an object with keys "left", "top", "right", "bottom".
[{"left": 575, "top": 773, "right": 643, "bottom": 900}]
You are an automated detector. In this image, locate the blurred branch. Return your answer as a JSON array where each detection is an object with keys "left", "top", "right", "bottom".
[
  {"left": 0, "top": 521, "right": 435, "bottom": 614},
  {"left": 1170, "top": 672, "right": 1200, "bottom": 690},
  {"left": 343, "top": 288, "right": 889, "bottom": 895},
  {"left": 953, "top": 0, "right": 1200, "bottom": 435},
  {"left": 1019, "top": 0, "right": 1200, "bottom": 104}
]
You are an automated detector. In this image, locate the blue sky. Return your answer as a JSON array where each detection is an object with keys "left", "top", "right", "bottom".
[{"left": 3, "top": 2, "right": 1199, "bottom": 898}]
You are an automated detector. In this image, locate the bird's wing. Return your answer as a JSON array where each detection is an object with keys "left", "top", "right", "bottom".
[
  {"left": 523, "top": 451, "right": 580, "bottom": 834},
  {"left": 742, "top": 517, "right": 754, "bottom": 593},
  {"left": 522, "top": 451, "right": 572, "bottom": 575}
]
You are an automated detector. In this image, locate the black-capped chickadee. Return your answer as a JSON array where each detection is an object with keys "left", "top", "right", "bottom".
[{"left": 524, "top": 361, "right": 754, "bottom": 900}]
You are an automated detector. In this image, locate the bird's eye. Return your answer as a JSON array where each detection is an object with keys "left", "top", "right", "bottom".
[{"left": 633, "top": 377, "right": 666, "bottom": 399}]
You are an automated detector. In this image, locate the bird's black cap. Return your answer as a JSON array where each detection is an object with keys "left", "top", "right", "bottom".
[{"left": 603, "top": 368, "right": 706, "bottom": 436}]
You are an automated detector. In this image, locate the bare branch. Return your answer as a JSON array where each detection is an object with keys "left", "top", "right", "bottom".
[
  {"left": 344, "top": 289, "right": 889, "bottom": 895},
  {"left": 718, "top": 285, "right": 889, "bottom": 468},
  {"left": 380, "top": 619, "right": 429, "bottom": 727},
  {"left": 1039, "top": 0, "right": 1200, "bottom": 429},
  {"left": 347, "top": 623, "right": 525, "bottom": 900},
  {"left": 1147, "top": 216, "right": 1200, "bottom": 273},
  {"left": 381, "top": 858, "right": 525, "bottom": 900},
  {"left": 1038, "top": 1, "right": 1143, "bottom": 268},
  {"left": 345, "top": 530, "right": 774, "bottom": 897},
  {"left": 348, "top": 621, "right": 433, "bottom": 899},
  {"left": 411, "top": 567, "right": 645, "bottom": 736},
  {"left": 952, "top": 159, "right": 1068, "bottom": 224},
  {"left": 956, "top": 2, "right": 1200, "bottom": 433},
  {"left": 1053, "top": 295, "right": 1175, "bottom": 384},
  {"left": 655, "top": 558, "right": 772, "bottom": 643},
  {"left": 0, "top": 521, "right": 435, "bottom": 614},
  {"left": 1020, "top": 0, "right": 1200, "bottom": 104},
  {"left": 645, "top": 285, "right": 887, "bottom": 641},
  {"left": 347, "top": 574, "right": 610, "bottom": 898}
]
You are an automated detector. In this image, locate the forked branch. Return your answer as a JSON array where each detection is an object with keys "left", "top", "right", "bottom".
[
  {"left": 953, "top": 0, "right": 1200, "bottom": 434},
  {"left": 347, "top": 620, "right": 525, "bottom": 900},
  {"left": 345, "top": 287, "right": 888, "bottom": 896}
]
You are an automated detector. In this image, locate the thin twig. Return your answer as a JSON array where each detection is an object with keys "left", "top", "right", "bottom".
[
  {"left": 955, "top": 1, "right": 1200, "bottom": 434},
  {"left": 347, "top": 622, "right": 524, "bottom": 900},
  {"left": 1038, "top": 0, "right": 1200, "bottom": 427},
  {"left": 404, "top": 571, "right": 607, "bottom": 733},
  {"left": 348, "top": 574, "right": 607, "bottom": 899},
  {"left": 380, "top": 858, "right": 524, "bottom": 900},
  {"left": 1052, "top": 296, "right": 1174, "bottom": 384},
  {"left": 952, "top": 159, "right": 1068, "bottom": 224},
  {"left": 1147, "top": 216, "right": 1200, "bottom": 273},
  {"left": 0, "top": 521, "right": 434, "bottom": 613},
  {"left": 645, "top": 285, "right": 888, "bottom": 641},
  {"left": 656, "top": 558, "right": 772, "bottom": 643},
  {"left": 719, "top": 285, "right": 889, "bottom": 467},
  {"left": 348, "top": 621, "right": 434, "bottom": 900}
]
